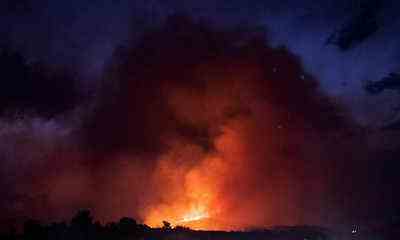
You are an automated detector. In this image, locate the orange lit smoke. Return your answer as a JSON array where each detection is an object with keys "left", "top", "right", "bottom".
[
  {"left": 143, "top": 63, "right": 279, "bottom": 230},
  {"left": 144, "top": 142, "right": 227, "bottom": 229},
  {"left": 83, "top": 19, "right": 355, "bottom": 229},
  {"left": 0, "top": 16, "right": 367, "bottom": 231}
]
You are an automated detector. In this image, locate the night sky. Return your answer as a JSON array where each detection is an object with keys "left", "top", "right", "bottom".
[{"left": 1, "top": 0, "right": 400, "bottom": 233}]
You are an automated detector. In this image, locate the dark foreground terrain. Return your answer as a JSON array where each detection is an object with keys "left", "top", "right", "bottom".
[{"left": 1, "top": 210, "right": 399, "bottom": 240}]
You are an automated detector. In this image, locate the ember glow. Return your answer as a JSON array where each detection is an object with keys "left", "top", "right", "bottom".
[
  {"left": 144, "top": 152, "right": 225, "bottom": 229},
  {"left": 178, "top": 207, "right": 209, "bottom": 223}
]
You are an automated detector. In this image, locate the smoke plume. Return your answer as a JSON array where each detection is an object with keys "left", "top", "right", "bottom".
[{"left": 1, "top": 15, "right": 379, "bottom": 230}]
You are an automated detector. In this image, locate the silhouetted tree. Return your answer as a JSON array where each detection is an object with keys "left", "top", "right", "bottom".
[
  {"left": 23, "top": 219, "right": 46, "bottom": 240},
  {"left": 0, "top": 209, "right": 355, "bottom": 240},
  {"left": 174, "top": 225, "right": 191, "bottom": 232},
  {"left": 162, "top": 221, "right": 172, "bottom": 231},
  {"left": 69, "top": 209, "right": 94, "bottom": 240},
  {"left": 117, "top": 217, "right": 137, "bottom": 235},
  {"left": 47, "top": 222, "right": 67, "bottom": 240},
  {"left": 70, "top": 210, "right": 93, "bottom": 228}
]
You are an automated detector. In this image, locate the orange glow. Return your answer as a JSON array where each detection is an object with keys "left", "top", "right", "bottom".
[
  {"left": 143, "top": 119, "right": 261, "bottom": 230},
  {"left": 143, "top": 144, "right": 227, "bottom": 230},
  {"left": 177, "top": 205, "right": 209, "bottom": 223}
]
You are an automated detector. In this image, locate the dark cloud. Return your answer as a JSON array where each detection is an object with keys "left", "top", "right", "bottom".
[{"left": 0, "top": 47, "right": 80, "bottom": 117}]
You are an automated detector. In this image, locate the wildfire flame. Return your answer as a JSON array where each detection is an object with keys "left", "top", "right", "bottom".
[
  {"left": 144, "top": 151, "right": 225, "bottom": 229},
  {"left": 144, "top": 201, "right": 213, "bottom": 229},
  {"left": 177, "top": 206, "right": 209, "bottom": 223}
]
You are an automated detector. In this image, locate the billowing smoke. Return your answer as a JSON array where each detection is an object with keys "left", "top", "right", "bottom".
[
  {"left": 0, "top": 15, "right": 380, "bottom": 230},
  {"left": 79, "top": 15, "right": 365, "bottom": 229}
]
